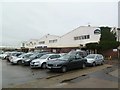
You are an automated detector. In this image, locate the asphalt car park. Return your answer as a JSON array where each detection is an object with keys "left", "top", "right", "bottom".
[
  {"left": 2, "top": 58, "right": 119, "bottom": 88},
  {"left": 2, "top": 59, "right": 58, "bottom": 88}
]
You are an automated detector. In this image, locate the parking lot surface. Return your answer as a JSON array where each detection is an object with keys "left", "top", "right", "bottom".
[
  {"left": 2, "top": 60, "right": 59, "bottom": 88},
  {"left": 2, "top": 59, "right": 119, "bottom": 88}
]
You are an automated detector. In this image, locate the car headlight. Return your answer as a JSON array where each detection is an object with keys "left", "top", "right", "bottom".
[{"left": 56, "top": 64, "right": 62, "bottom": 66}]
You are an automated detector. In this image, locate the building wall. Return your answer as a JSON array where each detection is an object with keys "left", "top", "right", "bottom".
[
  {"left": 22, "top": 26, "right": 101, "bottom": 49},
  {"left": 37, "top": 34, "right": 60, "bottom": 48},
  {"left": 22, "top": 39, "right": 38, "bottom": 49},
  {"left": 57, "top": 26, "right": 101, "bottom": 48},
  {"left": 102, "top": 49, "right": 118, "bottom": 59},
  {"left": 111, "top": 27, "right": 120, "bottom": 42}
]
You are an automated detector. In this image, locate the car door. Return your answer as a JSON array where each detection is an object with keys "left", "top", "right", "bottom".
[
  {"left": 95, "top": 55, "right": 100, "bottom": 65},
  {"left": 69, "top": 55, "right": 82, "bottom": 69},
  {"left": 75, "top": 54, "right": 84, "bottom": 68},
  {"left": 98, "top": 55, "right": 103, "bottom": 64},
  {"left": 66, "top": 55, "right": 77, "bottom": 69}
]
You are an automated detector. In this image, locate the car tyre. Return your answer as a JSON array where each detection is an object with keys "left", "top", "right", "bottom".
[
  {"left": 101, "top": 61, "right": 104, "bottom": 65},
  {"left": 17, "top": 60, "right": 22, "bottom": 65},
  {"left": 92, "top": 62, "right": 96, "bottom": 67},
  {"left": 61, "top": 66, "right": 67, "bottom": 73},
  {"left": 41, "top": 63, "right": 46, "bottom": 69},
  {"left": 81, "top": 63, "right": 86, "bottom": 69}
]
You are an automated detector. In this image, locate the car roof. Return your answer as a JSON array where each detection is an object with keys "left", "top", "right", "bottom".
[{"left": 44, "top": 53, "right": 59, "bottom": 56}]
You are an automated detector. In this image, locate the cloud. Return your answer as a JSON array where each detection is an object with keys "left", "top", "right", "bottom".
[{"left": 1, "top": 2, "right": 118, "bottom": 47}]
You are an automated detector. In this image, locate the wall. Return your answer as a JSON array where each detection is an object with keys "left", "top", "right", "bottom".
[
  {"left": 102, "top": 49, "right": 118, "bottom": 59},
  {"left": 22, "top": 26, "right": 101, "bottom": 49}
]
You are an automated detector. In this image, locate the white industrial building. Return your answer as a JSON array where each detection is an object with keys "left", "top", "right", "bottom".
[
  {"left": 21, "top": 26, "right": 101, "bottom": 52},
  {"left": 111, "top": 27, "right": 120, "bottom": 42}
]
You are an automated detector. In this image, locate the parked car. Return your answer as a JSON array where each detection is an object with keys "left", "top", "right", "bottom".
[
  {"left": 22, "top": 52, "right": 50, "bottom": 66},
  {"left": 46, "top": 54, "right": 87, "bottom": 73},
  {"left": 68, "top": 50, "right": 87, "bottom": 58},
  {"left": 8, "top": 52, "right": 24, "bottom": 62},
  {"left": 0, "top": 50, "right": 4, "bottom": 54},
  {"left": 10, "top": 52, "right": 33, "bottom": 65},
  {"left": 30, "top": 54, "right": 61, "bottom": 69},
  {"left": 85, "top": 54, "right": 104, "bottom": 66},
  {"left": 59, "top": 53, "right": 67, "bottom": 57},
  {"left": 0, "top": 51, "right": 11, "bottom": 60}
]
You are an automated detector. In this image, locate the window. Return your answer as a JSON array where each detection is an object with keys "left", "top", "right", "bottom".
[
  {"left": 87, "top": 35, "right": 90, "bottom": 39},
  {"left": 39, "top": 41, "right": 45, "bottom": 44},
  {"left": 74, "top": 37, "right": 78, "bottom": 40},
  {"left": 79, "top": 36, "right": 82, "bottom": 40},
  {"left": 22, "top": 43, "right": 25, "bottom": 47},
  {"left": 34, "top": 42, "right": 36, "bottom": 45},
  {"left": 74, "top": 35, "right": 90, "bottom": 40},
  {"left": 49, "top": 39, "right": 57, "bottom": 43},
  {"left": 82, "top": 36, "right": 85, "bottom": 39},
  {"left": 94, "top": 29, "right": 101, "bottom": 34}
]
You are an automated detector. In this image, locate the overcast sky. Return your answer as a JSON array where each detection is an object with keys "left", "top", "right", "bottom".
[{"left": 1, "top": 1, "right": 118, "bottom": 47}]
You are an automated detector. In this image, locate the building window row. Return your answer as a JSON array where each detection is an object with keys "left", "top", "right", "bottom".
[
  {"left": 26, "top": 44, "right": 28, "bottom": 46},
  {"left": 49, "top": 39, "right": 57, "bottom": 43},
  {"left": 25, "top": 43, "right": 34, "bottom": 46},
  {"left": 74, "top": 35, "right": 90, "bottom": 40},
  {"left": 39, "top": 41, "right": 45, "bottom": 44}
]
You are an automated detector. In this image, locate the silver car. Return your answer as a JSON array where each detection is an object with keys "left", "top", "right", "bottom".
[
  {"left": 85, "top": 54, "right": 104, "bottom": 66},
  {"left": 30, "top": 54, "right": 61, "bottom": 69}
]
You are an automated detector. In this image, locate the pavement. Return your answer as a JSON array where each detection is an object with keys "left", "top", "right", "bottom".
[
  {"left": 2, "top": 60, "right": 58, "bottom": 88},
  {"left": 109, "top": 69, "right": 118, "bottom": 78},
  {"left": 2, "top": 59, "right": 119, "bottom": 88},
  {"left": 9, "top": 64, "right": 119, "bottom": 88}
]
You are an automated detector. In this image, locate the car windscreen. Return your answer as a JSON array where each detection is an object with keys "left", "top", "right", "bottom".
[
  {"left": 24, "top": 54, "right": 33, "bottom": 58},
  {"left": 18, "top": 53, "right": 27, "bottom": 58},
  {"left": 29, "top": 53, "right": 39, "bottom": 58},
  {"left": 68, "top": 51, "right": 76, "bottom": 55},
  {"left": 18, "top": 53, "right": 33, "bottom": 58},
  {"left": 40, "top": 54, "right": 49, "bottom": 59},
  {"left": 86, "top": 54, "right": 96, "bottom": 58},
  {"left": 11, "top": 53, "right": 18, "bottom": 56},
  {"left": 59, "top": 55, "right": 71, "bottom": 60}
]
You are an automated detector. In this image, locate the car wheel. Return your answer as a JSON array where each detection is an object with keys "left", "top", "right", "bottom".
[
  {"left": 92, "top": 62, "right": 96, "bottom": 67},
  {"left": 81, "top": 63, "right": 86, "bottom": 69},
  {"left": 41, "top": 63, "right": 46, "bottom": 69},
  {"left": 17, "top": 60, "right": 22, "bottom": 65},
  {"left": 61, "top": 66, "right": 67, "bottom": 73},
  {"left": 101, "top": 61, "right": 104, "bottom": 65}
]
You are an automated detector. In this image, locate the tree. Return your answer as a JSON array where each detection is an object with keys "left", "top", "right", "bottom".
[
  {"left": 86, "top": 43, "right": 100, "bottom": 53},
  {"left": 99, "top": 27, "right": 120, "bottom": 51},
  {"left": 86, "top": 27, "right": 120, "bottom": 53},
  {"left": 86, "top": 43, "right": 100, "bottom": 50}
]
